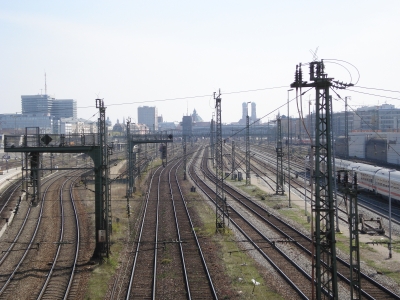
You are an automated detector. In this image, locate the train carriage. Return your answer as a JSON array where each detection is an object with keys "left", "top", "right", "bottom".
[{"left": 334, "top": 158, "right": 400, "bottom": 204}]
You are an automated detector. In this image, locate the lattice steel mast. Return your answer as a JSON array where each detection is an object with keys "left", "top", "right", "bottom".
[
  {"left": 276, "top": 118, "right": 284, "bottom": 195},
  {"left": 210, "top": 118, "right": 215, "bottom": 167},
  {"left": 214, "top": 90, "right": 228, "bottom": 231},
  {"left": 338, "top": 170, "right": 361, "bottom": 300},
  {"left": 231, "top": 140, "right": 235, "bottom": 178},
  {"left": 96, "top": 98, "right": 110, "bottom": 257},
  {"left": 245, "top": 106, "right": 251, "bottom": 185},
  {"left": 291, "top": 61, "right": 353, "bottom": 299},
  {"left": 345, "top": 96, "right": 350, "bottom": 158},
  {"left": 126, "top": 118, "right": 132, "bottom": 216},
  {"left": 183, "top": 136, "right": 187, "bottom": 180}
]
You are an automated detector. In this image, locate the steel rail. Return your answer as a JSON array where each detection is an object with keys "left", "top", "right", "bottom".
[
  {"left": 0, "top": 171, "right": 70, "bottom": 294},
  {"left": 189, "top": 148, "right": 311, "bottom": 299},
  {"left": 125, "top": 165, "right": 162, "bottom": 299}
]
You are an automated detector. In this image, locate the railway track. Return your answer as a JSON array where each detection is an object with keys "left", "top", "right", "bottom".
[
  {"left": 190, "top": 147, "right": 313, "bottom": 299},
  {"left": 195, "top": 145, "right": 400, "bottom": 299},
  {"left": 124, "top": 153, "right": 216, "bottom": 299},
  {"left": 36, "top": 174, "right": 81, "bottom": 299},
  {"left": 168, "top": 160, "right": 217, "bottom": 299},
  {"left": 0, "top": 169, "right": 91, "bottom": 299},
  {"left": 0, "top": 170, "right": 72, "bottom": 297}
]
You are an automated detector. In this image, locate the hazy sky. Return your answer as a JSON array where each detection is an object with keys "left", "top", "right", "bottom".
[{"left": 1, "top": 1, "right": 399, "bottom": 125}]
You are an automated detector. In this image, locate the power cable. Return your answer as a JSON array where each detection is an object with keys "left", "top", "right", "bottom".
[
  {"left": 351, "top": 86, "right": 400, "bottom": 93},
  {"left": 347, "top": 89, "right": 400, "bottom": 101}
]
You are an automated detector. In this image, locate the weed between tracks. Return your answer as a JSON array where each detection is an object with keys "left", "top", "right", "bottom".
[
  {"left": 187, "top": 182, "right": 284, "bottom": 299},
  {"left": 85, "top": 162, "right": 145, "bottom": 299}
]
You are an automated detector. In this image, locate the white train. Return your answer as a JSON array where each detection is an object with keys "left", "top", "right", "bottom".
[{"left": 335, "top": 159, "right": 400, "bottom": 203}]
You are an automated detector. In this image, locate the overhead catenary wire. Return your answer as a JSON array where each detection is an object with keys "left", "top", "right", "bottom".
[{"left": 346, "top": 88, "right": 400, "bottom": 101}]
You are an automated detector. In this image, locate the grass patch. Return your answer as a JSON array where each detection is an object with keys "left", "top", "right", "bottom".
[
  {"left": 278, "top": 207, "right": 311, "bottom": 232},
  {"left": 366, "top": 259, "right": 400, "bottom": 282},
  {"left": 84, "top": 175, "right": 143, "bottom": 299},
  {"left": 232, "top": 180, "right": 312, "bottom": 232},
  {"left": 85, "top": 238, "right": 122, "bottom": 299},
  {"left": 161, "top": 258, "right": 172, "bottom": 265}
]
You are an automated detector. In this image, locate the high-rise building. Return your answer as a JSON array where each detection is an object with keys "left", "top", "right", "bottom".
[
  {"left": 138, "top": 106, "right": 158, "bottom": 131},
  {"left": 242, "top": 102, "right": 247, "bottom": 121},
  {"left": 51, "top": 99, "right": 77, "bottom": 119},
  {"left": 182, "top": 116, "right": 193, "bottom": 136},
  {"left": 22, "top": 95, "right": 77, "bottom": 120},
  {"left": 21, "top": 94, "right": 54, "bottom": 115},
  {"left": 251, "top": 102, "right": 257, "bottom": 122}
]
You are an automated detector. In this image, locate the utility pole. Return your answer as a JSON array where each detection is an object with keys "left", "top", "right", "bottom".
[
  {"left": 214, "top": 90, "right": 228, "bottom": 232},
  {"left": 338, "top": 170, "right": 361, "bottom": 300},
  {"left": 210, "top": 116, "right": 215, "bottom": 167},
  {"left": 291, "top": 61, "right": 352, "bottom": 299},
  {"left": 126, "top": 118, "right": 132, "bottom": 217},
  {"left": 246, "top": 102, "right": 251, "bottom": 185},
  {"left": 107, "top": 141, "right": 113, "bottom": 235},
  {"left": 231, "top": 140, "right": 235, "bottom": 179},
  {"left": 287, "top": 89, "right": 293, "bottom": 207},
  {"left": 183, "top": 136, "right": 187, "bottom": 180},
  {"left": 330, "top": 96, "right": 340, "bottom": 233},
  {"left": 182, "top": 115, "right": 192, "bottom": 180},
  {"left": 345, "top": 96, "right": 350, "bottom": 158},
  {"left": 96, "top": 98, "right": 110, "bottom": 258},
  {"left": 276, "top": 118, "right": 284, "bottom": 195}
]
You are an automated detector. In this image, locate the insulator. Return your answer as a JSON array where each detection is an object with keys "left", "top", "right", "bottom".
[
  {"left": 316, "top": 63, "right": 321, "bottom": 77},
  {"left": 299, "top": 66, "right": 303, "bottom": 83},
  {"left": 294, "top": 65, "right": 299, "bottom": 83}
]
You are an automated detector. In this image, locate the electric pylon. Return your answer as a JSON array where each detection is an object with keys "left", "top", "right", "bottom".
[
  {"left": 245, "top": 114, "right": 251, "bottom": 185},
  {"left": 338, "top": 170, "right": 361, "bottom": 300},
  {"left": 231, "top": 140, "right": 235, "bottom": 179},
  {"left": 210, "top": 118, "right": 215, "bottom": 167},
  {"left": 345, "top": 96, "right": 350, "bottom": 158},
  {"left": 214, "top": 90, "right": 228, "bottom": 232},
  {"left": 96, "top": 98, "right": 110, "bottom": 257},
  {"left": 276, "top": 118, "right": 284, "bottom": 195},
  {"left": 291, "top": 61, "right": 352, "bottom": 299},
  {"left": 183, "top": 136, "right": 187, "bottom": 180},
  {"left": 126, "top": 118, "right": 132, "bottom": 216}
]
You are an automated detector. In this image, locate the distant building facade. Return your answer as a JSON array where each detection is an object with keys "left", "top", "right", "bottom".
[
  {"left": 191, "top": 109, "right": 203, "bottom": 123},
  {"left": 251, "top": 102, "right": 257, "bottom": 122},
  {"left": 51, "top": 99, "right": 77, "bottom": 119},
  {"left": 22, "top": 94, "right": 77, "bottom": 119},
  {"left": 238, "top": 102, "right": 257, "bottom": 125},
  {"left": 21, "top": 94, "right": 54, "bottom": 115},
  {"left": 13, "top": 94, "right": 79, "bottom": 134},
  {"left": 59, "top": 118, "right": 97, "bottom": 134},
  {"left": 159, "top": 122, "right": 178, "bottom": 131},
  {"left": 182, "top": 116, "right": 193, "bottom": 137},
  {"left": 112, "top": 119, "right": 124, "bottom": 133},
  {"left": 0, "top": 113, "right": 54, "bottom": 134},
  {"left": 138, "top": 106, "right": 158, "bottom": 131}
]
